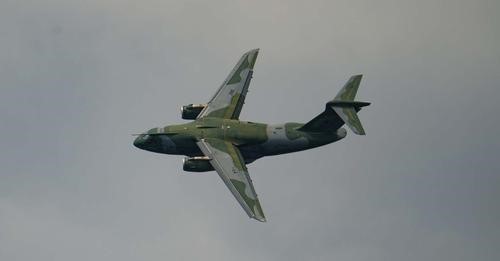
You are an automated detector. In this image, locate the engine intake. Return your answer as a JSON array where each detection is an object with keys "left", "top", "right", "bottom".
[
  {"left": 181, "top": 104, "right": 207, "bottom": 119},
  {"left": 183, "top": 156, "right": 214, "bottom": 172}
]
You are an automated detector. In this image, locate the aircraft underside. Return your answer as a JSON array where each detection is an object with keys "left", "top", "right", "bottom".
[{"left": 133, "top": 48, "right": 369, "bottom": 221}]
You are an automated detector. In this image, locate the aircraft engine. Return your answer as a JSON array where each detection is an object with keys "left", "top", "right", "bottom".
[
  {"left": 183, "top": 156, "right": 214, "bottom": 172},
  {"left": 180, "top": 104, "right": 206, "bottom": 119}
]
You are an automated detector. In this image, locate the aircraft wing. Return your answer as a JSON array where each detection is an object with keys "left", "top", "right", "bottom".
[
  {"left": 196, "top": 138, "right": 266, "bottom": 222},
  {"left": 197, "top": 49, "right": 259, "bottom": 120}
]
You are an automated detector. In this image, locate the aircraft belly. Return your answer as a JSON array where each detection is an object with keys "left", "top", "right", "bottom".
[
  {"left": 161, "top": 135, "right": 200, "bottom": 156},
  {"left": 239, "top": 146, "right": 264, "bottom": 164},
  {"left": 159, "top": 136, "right": 177, "bottom": 153},
  {"left": 176, "top": 142, "right": 202, "bottom": 156},
  {"left": 260, "top": 124, "right": 309, "bottom": 156}
]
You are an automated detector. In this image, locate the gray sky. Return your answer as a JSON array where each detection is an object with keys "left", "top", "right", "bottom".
[{"left": 1, "top": 0, "right": 499, "bottom": 260}]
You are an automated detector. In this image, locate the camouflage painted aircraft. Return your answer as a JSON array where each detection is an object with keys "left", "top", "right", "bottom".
[{"left": 133, "top": 49, "right": 370, "bottom": 222}]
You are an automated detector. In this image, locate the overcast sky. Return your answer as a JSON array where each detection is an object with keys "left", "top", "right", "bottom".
[{"left": 1, "top": 0, "right": 499, "bottom": 260}]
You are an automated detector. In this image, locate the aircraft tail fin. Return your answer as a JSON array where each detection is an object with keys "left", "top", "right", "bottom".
[
  {"left": 299, "top": 75, "right": 370, "bottom": 135},
  {"left": 329, "top": 75, "right": 370, "bottom": 135}
]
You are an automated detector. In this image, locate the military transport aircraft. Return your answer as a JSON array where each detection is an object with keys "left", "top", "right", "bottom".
[{"left": 133, "top": 49, "right": 370, "bottom": 222}]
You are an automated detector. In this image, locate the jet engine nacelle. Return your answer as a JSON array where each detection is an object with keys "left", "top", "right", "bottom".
[
  {"left": 183, "top": 156, "right": 214, "bottom": 172},
  {"left": 180, "top": 104, "right": 207, "bottom": 119}
]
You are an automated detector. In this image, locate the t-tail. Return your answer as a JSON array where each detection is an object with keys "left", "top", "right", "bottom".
[{"left": 299, "top": 75, "right": 370, "bottom": 134}]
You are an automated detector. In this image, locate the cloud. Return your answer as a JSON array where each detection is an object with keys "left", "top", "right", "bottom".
[{"left": 1, "top": 0, "right": 499, "bottom": 260}]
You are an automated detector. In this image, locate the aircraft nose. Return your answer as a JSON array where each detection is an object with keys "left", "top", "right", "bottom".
[{"left": 133, "top": 134, "right": 148, "bottom": 149}]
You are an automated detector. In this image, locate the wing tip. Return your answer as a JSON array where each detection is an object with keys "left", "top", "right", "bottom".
[
  {"left": 355, "top": 129, "right": 366, "bottom": 135},
  {"left": 252, "top": 205, "right": 266, "bottom": 222},
  {"left": 253, "top": 216, "right": 267, "bottom": 222},
  {"left": 246, "top": 48, "right": 259, "bottom": 69}
]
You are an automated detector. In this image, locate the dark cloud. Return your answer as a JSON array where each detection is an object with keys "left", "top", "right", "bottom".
[{"left": 1, "top": 0, "right": 499, "bottom": 260}]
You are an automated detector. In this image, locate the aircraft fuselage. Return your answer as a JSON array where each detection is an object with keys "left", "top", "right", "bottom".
[{"left": 133, "top": 117, "right": 346, "bottom": 164}]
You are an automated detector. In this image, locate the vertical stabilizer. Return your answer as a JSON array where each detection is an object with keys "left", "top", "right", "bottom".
[
  {"left": 335, "top": 74, "right": 363, "bottom": 101},
  {"left": 298, "top": 75, "right": 370, "bottom": 134}
]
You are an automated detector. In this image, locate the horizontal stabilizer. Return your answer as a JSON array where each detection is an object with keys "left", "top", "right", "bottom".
[
  {"left": 335, "top": 74, "right": 363, "bottom": 101},
  {"left": 327, "top": 100, "right": 371, "bottom": 108},
  {"left": 331, "top": 106, "right": 366, "bottom": 135}
]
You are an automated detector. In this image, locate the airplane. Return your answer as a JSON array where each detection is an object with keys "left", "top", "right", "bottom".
[{"left": 133, "top": 49, "right": 370, "bottom": 222}]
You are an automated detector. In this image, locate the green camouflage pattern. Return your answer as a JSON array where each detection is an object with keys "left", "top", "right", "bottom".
[
  {"left": 335, "top": 74, "right": 362, "bottom": 101},
  {"left": 330, "top": 74, "right": 369, "bottom": 135},
  {"left": 197, "top": 49, "right": 259, "bottom": 119},
  {"left": 197, "top": 138, "right": 265, "bottom": 221},
  {"left": 333, "top": 107, "right": 366, "bottom": 135},
  {"left": 133, "top": 49, "right": 370, "bottom": 222}
]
